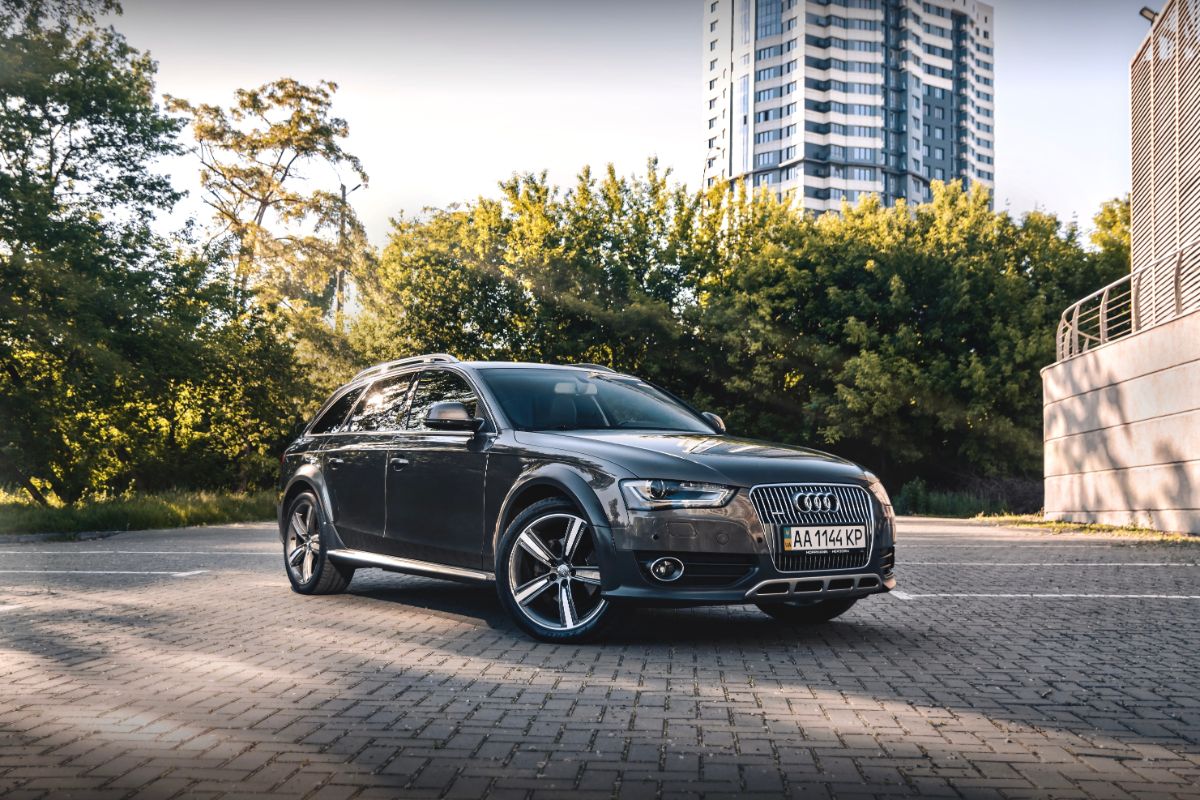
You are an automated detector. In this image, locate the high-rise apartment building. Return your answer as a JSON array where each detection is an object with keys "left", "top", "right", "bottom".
[{"left": 702, "top": 0, "right": 995, "bottom": 211}]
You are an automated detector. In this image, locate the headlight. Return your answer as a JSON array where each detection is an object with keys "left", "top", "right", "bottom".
[{"left": 620, "top": 479, "right": 736, "bottom": 510}]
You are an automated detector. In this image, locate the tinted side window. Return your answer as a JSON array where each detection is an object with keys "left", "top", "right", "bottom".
[
  {"left": 309, "top": 387, "right": 364, "bottom": 434},
  {"left": 406, "top": 371, "right": 479, "bottom": 431},
  {"left": 345, "top": 374, "right": 415, "bottom": 432}
]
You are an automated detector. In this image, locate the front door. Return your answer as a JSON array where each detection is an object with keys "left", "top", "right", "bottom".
[
  {"left": 323, "top": 372, "right": 415, "bottom": 550},
  {"left": 386, "top": 369, "right": 489, "bottom": 569}
]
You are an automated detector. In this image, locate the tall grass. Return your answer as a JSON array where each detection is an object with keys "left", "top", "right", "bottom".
[{"left": 0, "top": 489, "right": 276, "bottom": 536}]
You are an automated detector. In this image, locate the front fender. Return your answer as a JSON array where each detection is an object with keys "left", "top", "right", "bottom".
[{"left": 491, "top": 461, "right": 624, "bottom": 563}]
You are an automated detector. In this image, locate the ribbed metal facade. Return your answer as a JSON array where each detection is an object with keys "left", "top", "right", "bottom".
[{"left": 1130, "top": 0, "right": 1200, "bottom": 313}]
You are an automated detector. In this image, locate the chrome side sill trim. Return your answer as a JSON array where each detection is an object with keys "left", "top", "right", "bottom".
[
  {"left": 328, "top": 549, "right": 494, "bottom": 583},
  {"left": 745, "top": 572, "right": 886, "bottom": 600}
]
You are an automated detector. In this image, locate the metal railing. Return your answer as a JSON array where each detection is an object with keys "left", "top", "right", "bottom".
[{"left": 1056, "top": 239, "right": 1200, "bottom": 361}]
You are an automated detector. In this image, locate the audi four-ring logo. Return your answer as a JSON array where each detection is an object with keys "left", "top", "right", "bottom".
[{"left": 793, "top": 491, "right": 838, "bottom": 513}]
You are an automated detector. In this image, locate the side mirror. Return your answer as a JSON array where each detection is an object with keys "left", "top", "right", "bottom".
[
  {"left": 425, "top": 401, "right": 485, "bottom": 432},
  {"left": 702, "top": 411, "right": 726, "bottom": 434}
]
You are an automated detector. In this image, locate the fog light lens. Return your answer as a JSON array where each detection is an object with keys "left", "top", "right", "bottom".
[{"left": 648, "top": 557, "right": 684, "bottom": 582}]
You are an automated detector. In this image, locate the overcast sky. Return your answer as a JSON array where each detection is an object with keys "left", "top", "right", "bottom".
[{"left": 113, "top": 0, "right": 1157, "bottom": 244}]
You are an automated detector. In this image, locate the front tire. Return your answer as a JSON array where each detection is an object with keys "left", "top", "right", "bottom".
[
  {"left": 282, "top": 491, "right": 353, "bottom": 595},
  {"left": 756, "top": 597, "right": 857, "bottom": 624},
  {"left": 496, "top": 498, "right": 617, "bottom": 642}
]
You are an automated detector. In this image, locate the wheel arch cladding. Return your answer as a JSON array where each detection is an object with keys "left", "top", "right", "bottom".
[{"left": 493, "top": 464, "right": 613, "bottom": 559}]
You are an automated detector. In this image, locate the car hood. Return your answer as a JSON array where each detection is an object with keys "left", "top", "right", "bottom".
[{"left": 518, "top": 430, "right": 869, "bottom": 488}]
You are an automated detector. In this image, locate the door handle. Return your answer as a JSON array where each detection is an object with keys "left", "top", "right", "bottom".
[
  {"left": 389, "top": 457, "right": 409, "bottom": 471},
  {"left": 327, "top": 456, "right": 345, "bottom": 466}
]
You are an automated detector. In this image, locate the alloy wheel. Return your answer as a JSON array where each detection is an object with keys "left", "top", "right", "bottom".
[
  {"left": 284, "top": 499, "right": 320, "bottom": 584},
  {"left": 507, "top": 512, "right": 606, "bottom": 632}
]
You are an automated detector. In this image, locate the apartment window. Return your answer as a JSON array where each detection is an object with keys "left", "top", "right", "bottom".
[
  {"left": 934, "top": 146, "right": 945, "bottom": 159},
  {"left": 933, "top": 126, "right": 945, "bottom": 140},
  {"left": 932, "top": 106, "right": 945, "bottom": 120},
  {"left": 756, "top": 0, "right": 783, "bottom": 38},
  {"left": 755, "top": 61, "right": 795, "bottom": 80},
  {"left": 934, "top": 167, "right": 946, "bottom": 180},
  {"left": 707, "top": 157, "right": 717, "bottom": 168},
  {"left": 709, "top": 78, "right": 718, "bottom": 89},
  {"left": 755, "top": 128, "right": 783, "bottom": 143},
  {"left": 709, "top": 97, "right": 718, "bottom": 109},
  {"left": 711, "top": 20, "right": 719, "bottom": 31},
  {"left": 755, "top": 40, "right": 796, "bottom": 59},
  {"left": 754, "top": 83, "right": 794, "bottom": 102},
  {"left": 708, "top": 137, "right": 717, "bottom": 148},
  {"left": 755, "top": 151, "right": 781, "bottom": 167},
  {"left": 709, "top": 117, "right": 717, "bottom": 129},
  {"left": 710, "top": 59, "right": 719, "bottom": 70},
  {"left": 711, "top": 0, "right": 718, "bottom": 11},
  {"left": 710, "top": 39, "right": 718, "bottom": 51}
]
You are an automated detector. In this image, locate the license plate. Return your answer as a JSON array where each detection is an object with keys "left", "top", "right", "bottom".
[{"left": 782, "top": 525, "right": 866, "bottom": 552}]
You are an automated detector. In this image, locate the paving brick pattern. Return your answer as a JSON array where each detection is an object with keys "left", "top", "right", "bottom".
[{"left": 0, "top": 518, "right": 1198, "bottom": 798}]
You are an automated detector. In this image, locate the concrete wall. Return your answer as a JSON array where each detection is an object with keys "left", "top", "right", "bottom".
[{"left": 1042, "top": 308, "right": 1200, "bottom": 533}]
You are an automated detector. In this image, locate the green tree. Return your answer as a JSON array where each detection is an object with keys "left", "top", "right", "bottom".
[
  {"left": 0, "top": 0, "right": 183, "bottom": 502},
  {"left": 167, "top": 79, "right": 370, "bottom": 325},
  {"left": 354, "top": 161, "right": 701, "bottom": 385},
  {"left": 0, "top": 0, "right": 307, "bottom": 503},
  {"left": 1090, "top": 194, "right": 1131, "bottom": 278}
]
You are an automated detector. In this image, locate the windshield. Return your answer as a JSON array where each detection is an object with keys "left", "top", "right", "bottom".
[{"left": 478, "top": 368, "right": 715, "bottom": 433}]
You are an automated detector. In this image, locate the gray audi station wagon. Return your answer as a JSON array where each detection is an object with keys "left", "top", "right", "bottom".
[{"left": 279, "top": 354, "right": 896, "bottom": 641}]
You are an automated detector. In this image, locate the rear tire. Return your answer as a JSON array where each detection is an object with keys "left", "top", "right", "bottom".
[
  {"left": 282, "top": 491, "right": 354, "bottom": 595},
  {"left": 756, "top": 597, "right": 857, "bottom": 624}
]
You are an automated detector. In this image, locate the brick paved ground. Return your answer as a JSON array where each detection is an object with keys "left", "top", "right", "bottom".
[{"left": 0, "top": 517, "right": 1198, "bottom": 799}]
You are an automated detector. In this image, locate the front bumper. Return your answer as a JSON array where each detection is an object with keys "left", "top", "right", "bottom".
[
  {"left": 596, "top": 541, "right": 896, "bottom": 606},
  {"left": 596, "top": 491, "right": 895, "bottom": 606}
]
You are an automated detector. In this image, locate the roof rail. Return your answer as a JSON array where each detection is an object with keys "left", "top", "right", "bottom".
[
  {"left": 567, "top": 363, "right": 616, "bottom": 372},
  {"left": 351, "top": 353, "right": 459, "bottom": 383}
]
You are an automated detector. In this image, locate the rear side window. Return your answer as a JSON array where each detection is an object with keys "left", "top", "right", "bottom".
[
  {"left": 345, "top": 373, "right": 415, "bottom": 432},
  {"left": 406, "top": 370, "right": 479, "bottom": 431},
  {"left": 309, "top": 387, "right": 364, "bottom": 434}
]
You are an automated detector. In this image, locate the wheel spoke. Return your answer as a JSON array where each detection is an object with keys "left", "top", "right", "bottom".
[
  {"left": 302, "top": 549, "right": 314, "bottom": 581},
  {"left": 559, "top": 583, "right": 577, "bottom": 628},
  {"left": 562, "top": 517, "right": 586, "bottom": 562},
  {"left": 290, "top": 511, "right": 307, "bottom": 541},
  {"left": 304, "top": 505, "right": 316, "bottom": 539},
  {"left": 572, "top": 566, "right": 601, "bottom": 586},
  {"left": 514, "top": 573, "right": 556, "bottom": 606},
  {"left": 287, "top": 546, "right": 306, "bottom": 567},
  {"left": 517, "top": 530, "right": 555, "bottom": 568}
]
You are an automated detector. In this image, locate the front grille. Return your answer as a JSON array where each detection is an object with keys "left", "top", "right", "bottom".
[
  {"left": 748, "top": 484, "right": 875, "bottom": 572},
  {"left": 634, "top": 551, "right": 758, "bottom": 587}
]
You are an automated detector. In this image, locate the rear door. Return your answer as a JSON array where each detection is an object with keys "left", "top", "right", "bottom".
[
  {"left": 322, "top": 373, "right": 415, "bottom": 550},
  {"left": 385, "top": 369, "right": 489, "bottom": 568}
]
